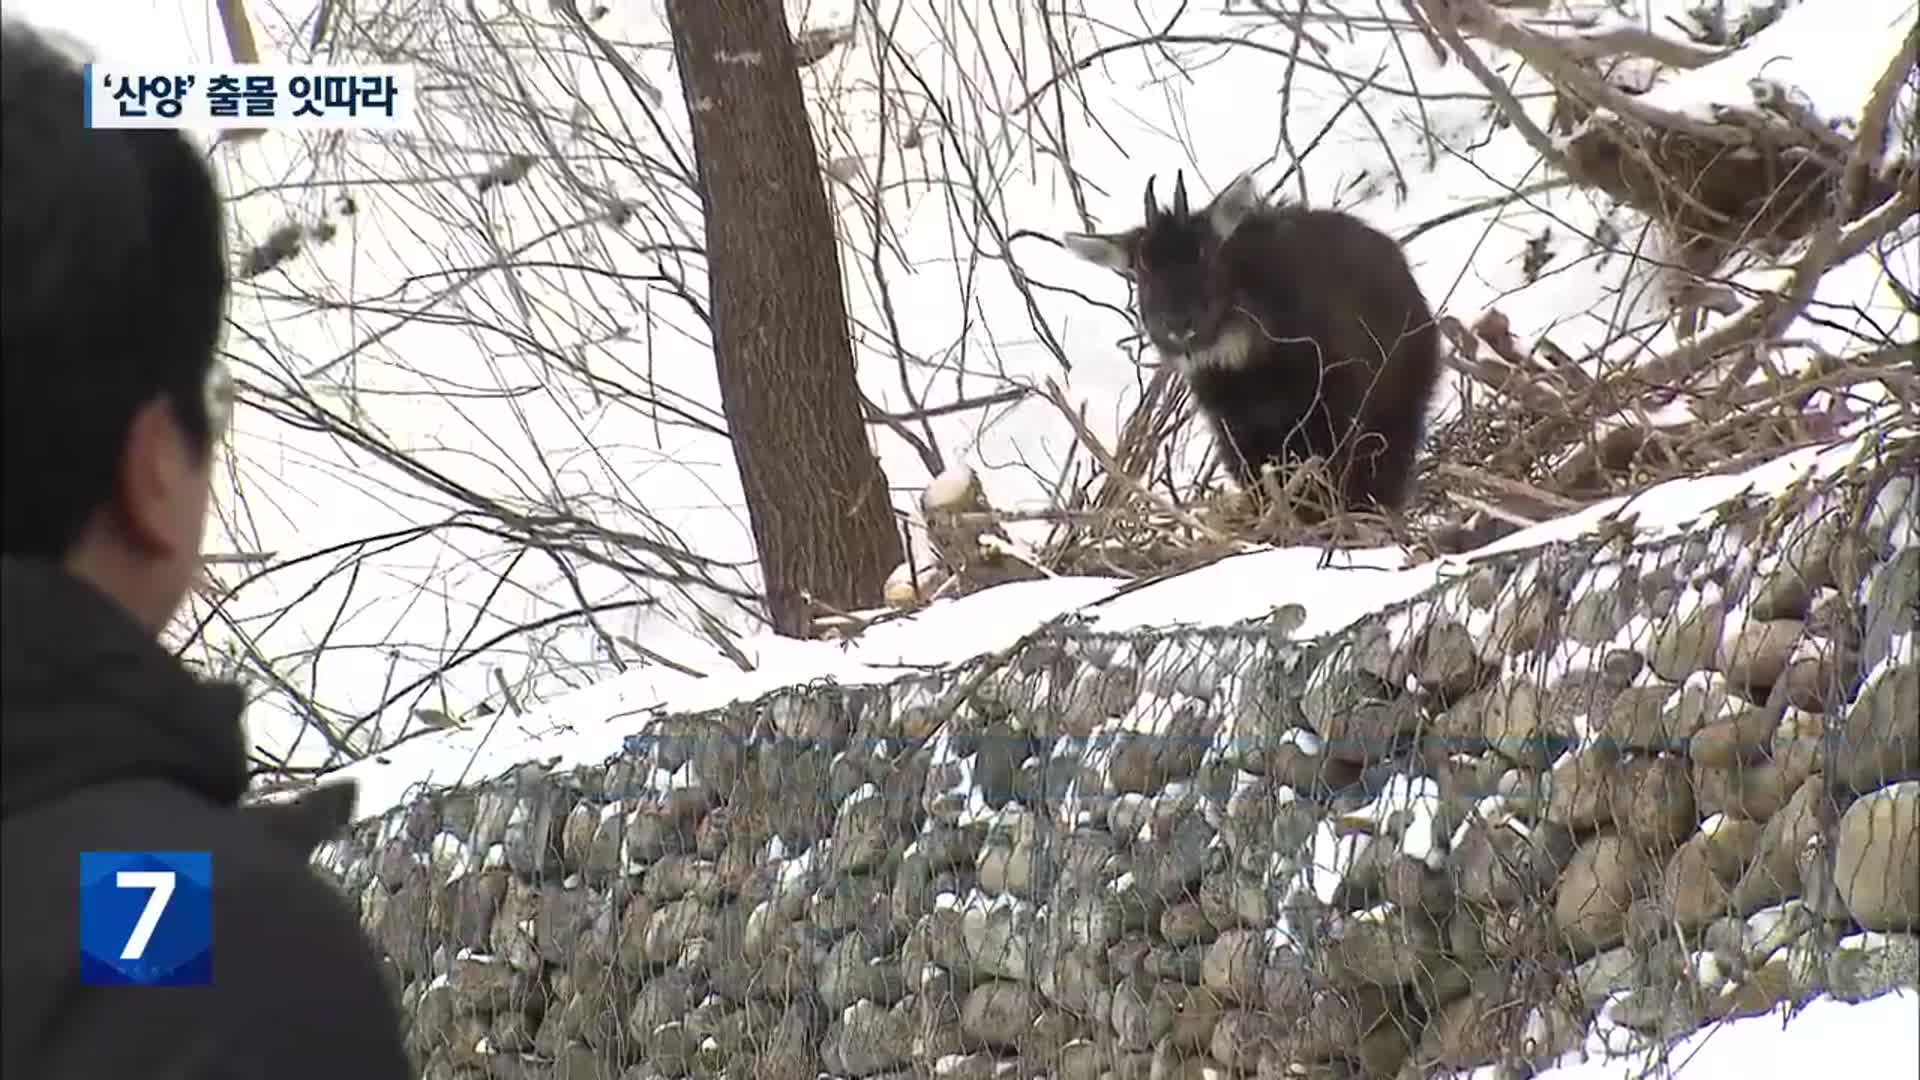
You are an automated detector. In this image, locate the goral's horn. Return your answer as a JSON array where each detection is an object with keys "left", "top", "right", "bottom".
[
  {"left": 1143, "top": 175, "right": 1160, "bottom": 222},
  {"left": 1172, "top": 170, "right": 1189, "bottom": 217}
]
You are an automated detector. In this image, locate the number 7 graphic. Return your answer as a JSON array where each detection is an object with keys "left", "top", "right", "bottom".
[
  {"left": 79, "top": 851, "right": 214, "bottom": 986},
  {"left": 115, "top": 870, "right": 177, "bottom": 961}
]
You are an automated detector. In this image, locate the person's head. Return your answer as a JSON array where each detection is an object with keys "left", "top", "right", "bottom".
[{"left": 2, "top": 19, "right": 233, "bottom": 633}]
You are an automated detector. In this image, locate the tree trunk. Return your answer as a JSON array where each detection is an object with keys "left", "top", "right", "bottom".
[{"left": 663, "top": 0, "right": 902, "bottom": 637}]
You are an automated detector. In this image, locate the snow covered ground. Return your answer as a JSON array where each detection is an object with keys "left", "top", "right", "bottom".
[
  {"left": 1480, "top": 989, "right": 1919, "bottom": 1080},
  {"left": 323, "top": 423, "right": 1904, "bottom": 822}
]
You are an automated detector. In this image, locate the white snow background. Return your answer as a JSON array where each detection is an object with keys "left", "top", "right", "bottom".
[
  {"left": 1517, "top": 989, "right": 1918, "bottom": 1079},
  {"left": 5, "top": 0, "right": 1917, "bottom": 1070}
]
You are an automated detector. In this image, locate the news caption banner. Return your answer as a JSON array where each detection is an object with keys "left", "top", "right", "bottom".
[
  {"left": 83, "top": 64, "right": 415, "bottom": 130},
  {"left": 78, "top": 851, "right": 215, "bottom": 987}
]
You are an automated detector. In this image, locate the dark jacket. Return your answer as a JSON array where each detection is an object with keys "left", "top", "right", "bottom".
[{"left": 1, "top": 557, "right": 411, "bottom": 1080}]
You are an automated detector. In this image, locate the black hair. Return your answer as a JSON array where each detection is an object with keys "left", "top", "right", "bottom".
[{"left": 2, "top": 19, "right": 229, "bottom": 559}]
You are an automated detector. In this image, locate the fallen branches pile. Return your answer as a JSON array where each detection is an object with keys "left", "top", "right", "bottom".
[
  {"left": 1427, "top": 311, "right": 1918, "bottom": 502},
  {"left": 1421, "top": 0, "right": 1915, "bottom": 272},
  {"left": 1404, "top": 0, "right": 1918, "bottom": 536}
]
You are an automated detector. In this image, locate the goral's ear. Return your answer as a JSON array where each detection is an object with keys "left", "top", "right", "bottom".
[
  {"left": 1062, "top": 231, "right": 1136, "bottom": 274},
  {"left": 1206, "top": 172, "right": 1260, "bottom": 241}
]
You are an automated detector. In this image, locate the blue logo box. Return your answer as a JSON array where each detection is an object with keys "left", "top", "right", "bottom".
[{"left": 79, "top": 851, "right": 214, "bottom": 987}]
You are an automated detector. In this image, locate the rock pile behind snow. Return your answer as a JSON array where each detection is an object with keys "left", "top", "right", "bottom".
[{"left": 309, "top": 450, "right": 1919, "bottom": 1080}]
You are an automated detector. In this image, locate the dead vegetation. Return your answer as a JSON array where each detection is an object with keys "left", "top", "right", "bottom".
[{"left": 1428, "top": 0, "right": 1914, "bottom": 273}]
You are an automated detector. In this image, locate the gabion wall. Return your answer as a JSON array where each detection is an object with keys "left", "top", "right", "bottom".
[{"left": 310, "top": 450, "right": 1919, "bottom": 1080}]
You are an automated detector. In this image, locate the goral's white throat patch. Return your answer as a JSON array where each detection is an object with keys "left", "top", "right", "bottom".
[{"left": 1165, "top": 321, "right": 1256, "bottom": 374}]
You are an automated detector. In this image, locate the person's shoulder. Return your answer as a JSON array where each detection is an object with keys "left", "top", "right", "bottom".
[
  {"left": 210, "top": 849, "right": 412, "bottom": 1078},
  {"left": 201, "top": 795, "right": 412, "bottom": 1079},
  {"left": 3, "top": 780, "right": 411, "bottom": 1080}
]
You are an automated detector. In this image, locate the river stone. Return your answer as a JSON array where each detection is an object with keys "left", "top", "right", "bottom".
[{"left": 1832, "top": 781, "right": 1920, "bottom": 931}]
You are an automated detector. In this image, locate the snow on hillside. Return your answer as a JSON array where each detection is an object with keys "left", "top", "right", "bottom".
[
  {"left": 1478, "top": 989, "right": 1919, "bottom": 1080},
  {"left": 325, "top": 424, "right": 1905, "bottom": 822},
  {"left": 7, "top": 0, "right": 1913, "bottom": 777}
]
